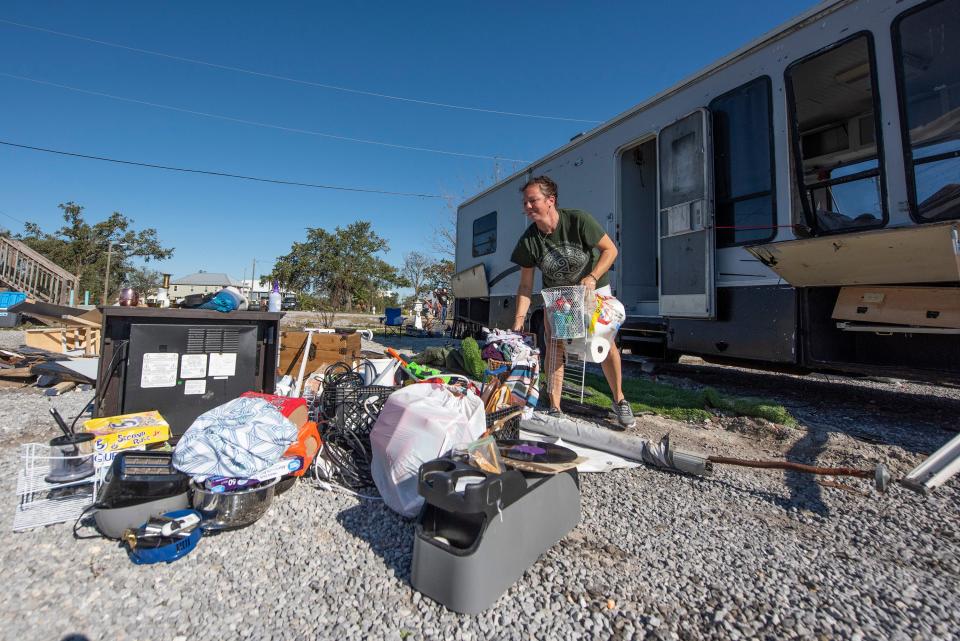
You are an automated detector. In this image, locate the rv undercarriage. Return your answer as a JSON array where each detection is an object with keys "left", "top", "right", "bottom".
[{"left": 457, "top": 282, "right": 960, "bottom": 386}]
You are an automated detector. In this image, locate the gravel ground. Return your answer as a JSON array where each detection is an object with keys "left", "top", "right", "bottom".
[
  {"left": 0, "top": 329, "right": 958, "bottom": 640},
  {"left": 0, "top": 327, "right": 28, "bottom": 350}
]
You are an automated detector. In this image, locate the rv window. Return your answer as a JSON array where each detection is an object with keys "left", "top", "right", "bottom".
[
  {"left": 710, "top": 76, "right": 776, "bottom": 246},
  {"left": 659, "top": 112, "right": 705, "bottom": 210},
  {"left": 472, "top": 211, "right": 497, "bottom": 257},
  {"left": 894, "top": 0, "right": 960, "bottom": 223},
  {"left": 786, "top": 34, "right": 887, "bottom": 233}
]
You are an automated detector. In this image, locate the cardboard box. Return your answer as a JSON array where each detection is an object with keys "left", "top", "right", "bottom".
[
  {"left": 82, "top": 410, "right": 171, "bottom": 454},
  {"left": 277, "top": 331, "right": 362, "bottom": 377},
  {"left": 240, "top": 392, "right": 309, "bottom": 428}
]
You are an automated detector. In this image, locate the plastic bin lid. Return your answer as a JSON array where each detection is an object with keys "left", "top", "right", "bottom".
[{"left": 0, "top": 292, "right": 26, "bottom": 309}]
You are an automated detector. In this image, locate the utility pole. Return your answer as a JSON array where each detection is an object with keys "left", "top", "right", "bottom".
[
  {"left": 102, "top": 241, "right": 114, "bottom": 306},
  {"left": 250, "top": 258, "right": 257, "bottom": 305}
]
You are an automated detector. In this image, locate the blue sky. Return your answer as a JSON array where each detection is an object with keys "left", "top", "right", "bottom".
[{"left": 0, "top": 1, "right": 818, "bottom": 287}]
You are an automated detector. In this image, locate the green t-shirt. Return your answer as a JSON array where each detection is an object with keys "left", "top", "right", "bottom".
[{"left": 510, "top": 208, "right": 610, "bottom": 289}]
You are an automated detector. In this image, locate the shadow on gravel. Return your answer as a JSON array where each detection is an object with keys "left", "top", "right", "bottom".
[
  {"left": 648, "top": 362, "right": 958, "bottom": 455},
  {"left": 336, "top": 502, "right": 416, "bottom": 585},
  {"left": 60, "top": 635, "right": 91, "bottom": 641},
  {"left": 784, "top": 427, "right": 832, "bottom": 516},
  {"left": 709, "top": 473, "right": 831, "bottom": 516}
]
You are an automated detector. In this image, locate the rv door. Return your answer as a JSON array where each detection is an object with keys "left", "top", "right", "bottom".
[{"left": 657, "top": 109, "right": 716, "bottom": 318}]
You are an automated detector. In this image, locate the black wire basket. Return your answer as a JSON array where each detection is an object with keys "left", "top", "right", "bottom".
[{"left": 311, "top": 377, "right": 394, "bottom": 489}]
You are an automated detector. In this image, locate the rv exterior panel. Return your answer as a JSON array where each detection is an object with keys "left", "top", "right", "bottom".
[{"left": 745, "top": 222, "right": 960, "bottom": 287}]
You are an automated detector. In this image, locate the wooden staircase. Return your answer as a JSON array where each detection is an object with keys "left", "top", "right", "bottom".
[{"left": 0, "top": 236, "right": 77, "bottom": 305}]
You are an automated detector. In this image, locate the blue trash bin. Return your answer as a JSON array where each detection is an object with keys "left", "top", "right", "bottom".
[{"left": 0, "top": 291, "right": 26, "bottom": 328}]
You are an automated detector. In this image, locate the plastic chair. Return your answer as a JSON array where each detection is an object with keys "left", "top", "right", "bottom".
[{"left": 379, "top": 307, "right": 405, "bottom": 336}]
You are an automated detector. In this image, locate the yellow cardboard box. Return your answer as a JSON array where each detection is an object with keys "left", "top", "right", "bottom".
[{"left": 82, "top": 411, "right": 171, "bottom": 454}]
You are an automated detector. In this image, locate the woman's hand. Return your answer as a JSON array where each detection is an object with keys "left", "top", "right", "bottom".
[{"left": 580, "top": 274, "right": 597, "bottom": 300}]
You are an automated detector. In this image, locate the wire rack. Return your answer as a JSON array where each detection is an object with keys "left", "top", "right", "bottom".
[
  {"left": 543, "top": 340, "right": 588, "bottom": 406},
  {"left": 13, "top": 443, "right": 100, "bottom": 532}
]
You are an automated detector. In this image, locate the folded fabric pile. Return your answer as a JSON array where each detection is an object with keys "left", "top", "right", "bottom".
[{"left": 481, "top": 329, "right": 538, "bottom": 364}]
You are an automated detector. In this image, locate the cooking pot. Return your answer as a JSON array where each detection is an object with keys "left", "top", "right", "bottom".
[{"left": 190, "top": 478, "right": 279, "bottom": 531}]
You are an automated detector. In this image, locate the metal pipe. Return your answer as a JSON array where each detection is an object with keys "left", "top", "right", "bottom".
[{"left": 708, "top": 455, "right": 890, "bottom": 491}]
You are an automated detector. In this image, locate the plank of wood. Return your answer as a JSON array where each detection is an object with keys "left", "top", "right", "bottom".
[
  {"left": 277, "top": 331, "right": 361, "bottom": 377},
  {"left": 44, "top": 381, "right": 77, "bottom": 396},
  {"left": 0, "top": 366, "right": 36, "bottom": 379},
  {"left": 22, "top": 313, "right": 65, "bottom": 327},
  {"left": 24, "top": 327, "right": 99, "bottom": 355},
  {"left": 501, "top": 455, "right": 586, "bottom": 475},
  {"left": 24, "top": 328, "right": 67, "bottom": 353},
  {"left": 61, "top": 315, "right": 101, "bottom": 328}
]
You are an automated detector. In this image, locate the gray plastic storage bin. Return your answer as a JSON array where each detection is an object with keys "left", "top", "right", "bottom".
[
  {"left": 0, "top": 310, "right": 20, "bottom": 327},
  {"left": 410, "top": 459, "right": 581, "bottom": 614}
]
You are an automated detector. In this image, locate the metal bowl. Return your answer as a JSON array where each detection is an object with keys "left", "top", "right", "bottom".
[{"left": 190, "top": 478, "right": 279, "bottom": 531}]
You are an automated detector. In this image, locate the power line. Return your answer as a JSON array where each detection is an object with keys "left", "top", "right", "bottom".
[
  {"left": 0, "top": 72, "right": 530, "bottom": 163},
  {"left": 0, "top": 18, "right": 603, "bottom": 125},
  {"left": 0, "top": 208, "right": 27, "bottom": 226},
  {"left": 0, "top": 140, "right": 445, "bottom": 198}
]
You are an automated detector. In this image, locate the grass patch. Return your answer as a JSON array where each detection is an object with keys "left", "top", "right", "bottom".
[{"left": 580, "top": 373, "right": 796, "bottom": 426}]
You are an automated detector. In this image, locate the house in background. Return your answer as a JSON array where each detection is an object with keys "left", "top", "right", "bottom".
[{"left": 169, "top": 271, "right": 240, "bottom": 302}]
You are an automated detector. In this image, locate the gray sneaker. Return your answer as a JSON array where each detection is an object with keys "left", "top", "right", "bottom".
[
  {"left": 546, "top": 407, "right": 565, "bottom": 419},
  {"left": 608, "top": 400, "right": 636, "bottom": 429}
]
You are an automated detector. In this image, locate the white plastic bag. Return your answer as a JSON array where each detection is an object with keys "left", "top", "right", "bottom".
[
  {"left": 566, "top": 294, "right": 627, "bottom": 363},
  {"left": 370, "top": 383, "right": 486, "bottom": 517}
]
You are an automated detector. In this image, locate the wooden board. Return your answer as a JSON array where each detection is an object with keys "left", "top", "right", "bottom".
[
  {"left": 501, "top": 455, "right": 586, "bottom": 475},
  {"left": 0, "top": 366, "right": 36, "bottom": 379},
  {"left": 277, "top": 331, "right": 361, "bottom": 377},
  {"left": 832, "top": 286, "right": 960, "bottom": 329},
  {"left": 24, "top": 327, "right": 100, "bottom": 355}
]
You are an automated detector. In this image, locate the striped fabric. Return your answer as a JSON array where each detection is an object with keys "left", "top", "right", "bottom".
[{"left": 505, "top": 361, "right": 540, "bottom": 413}]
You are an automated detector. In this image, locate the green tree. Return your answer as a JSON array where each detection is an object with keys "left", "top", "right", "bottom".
[
  {"left": 265, "top": 221, "right": 401, "bottom": 312},
  {"left": 19, "top": 202, "right": 174, "bottom": 300},
  {"left": 124, "top": 266, "right": 163, "bottom": 297},
  {"left": 424, "top": 259, "right": 454, "bottom": 291},
  {"left": 400, "top": 251, "right": 432, "bottom": 300}
]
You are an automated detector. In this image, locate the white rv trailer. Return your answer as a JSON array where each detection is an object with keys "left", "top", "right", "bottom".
[{"left": 453, "top": 0, "right": 960, "bottom": 383}]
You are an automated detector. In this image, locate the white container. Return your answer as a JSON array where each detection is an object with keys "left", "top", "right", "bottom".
[{"left": 268, "top": 290, "right": 282, "bottom": 312}]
